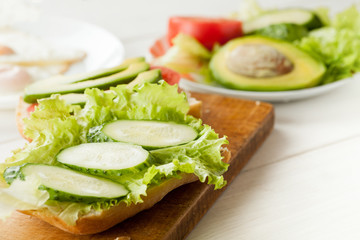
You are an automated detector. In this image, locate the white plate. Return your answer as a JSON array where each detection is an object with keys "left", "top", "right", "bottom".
[
  {"left": 179, "top": 77, "right": 354, "bottom": 103},
  {"left": 0, "top": 14, "right": 125, "bottom": 109}
]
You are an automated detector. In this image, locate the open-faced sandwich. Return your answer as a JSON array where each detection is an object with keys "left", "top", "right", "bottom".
[{"left": 0, "top": 58, "right": 230, "bottom": 235}]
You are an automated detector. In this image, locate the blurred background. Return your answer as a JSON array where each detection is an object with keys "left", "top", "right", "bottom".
[
  {"left": 14, "top": 0, "right": 352, "bottom": 57},
  {"left": 1, "top": 0, "right": 360, "bottom": 239}
]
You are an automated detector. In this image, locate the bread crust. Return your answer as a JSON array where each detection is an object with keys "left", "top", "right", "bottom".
[
  {"left": 20, "top": 174, "right": 198, "bottom": 235},
  {"left": 19, "top": 148, "right": 230, "bottom": 235},
  {"left": 187, "top": 97, "right": 202, "bottom": 119}
]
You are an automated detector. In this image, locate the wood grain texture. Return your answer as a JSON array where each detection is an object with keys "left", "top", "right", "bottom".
[{"left": 0, "top": 93, "right": 274, "bottom": 240}]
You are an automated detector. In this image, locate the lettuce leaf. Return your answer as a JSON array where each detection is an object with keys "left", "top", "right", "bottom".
[
  {"left": 332, "top": 5, "right": 360, "bottom": 33},
  {"left": 0, "top": 175, "right": 50, "bottom": 220},
  {"left": 82, "top": 82, "right": 189, "bottom": 126},
  {"left": 150, "top": 124, "right": 228, "bottom": 189},
  {"left": 296, "top": 6, "right": 360, "bottom": 84},
  {"left": 0, "top": 82, "right": 228, "bottom": 225},
  {"left": 0, "top": 97, "right": 84, "bottom": 174}
]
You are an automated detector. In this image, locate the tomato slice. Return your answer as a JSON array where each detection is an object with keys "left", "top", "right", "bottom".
[
  {"left": 149, "top": 36, "right": 170, "bottom": 58},
  {"left": 167, "top": 17, "right": 243, "bottom": 50},
  {"left": 27, "top": 103, "right": 37, "bottom": 114},
  {"left": 150, "top": 66, "right": 181, "bottom": 85}
]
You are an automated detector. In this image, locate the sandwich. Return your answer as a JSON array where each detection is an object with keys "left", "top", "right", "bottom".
[{"left": 0, "top": 75, "right": 229, "bottom": 235}]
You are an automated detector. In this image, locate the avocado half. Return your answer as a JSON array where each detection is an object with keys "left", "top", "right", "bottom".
[{"left": 209, "top": 36, "right": 326, "bottom": 91}]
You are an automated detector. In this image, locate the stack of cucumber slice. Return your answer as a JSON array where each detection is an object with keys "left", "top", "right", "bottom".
[
  {"left": 4, "top": 120, "right": 198, "bottom": 204},
  {"left": 23, "top": 57, "right": 162, "bottom": 104}
]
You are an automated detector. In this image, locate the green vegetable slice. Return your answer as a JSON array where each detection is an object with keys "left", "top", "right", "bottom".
[
  {"left": 101, "top": 120, "right": 198, "bottom": 149},
  {"left": 254, "top": 23, "right": 308, "bottom": 42},
  {"left": 127, "top": 69, "right": 162, "bottom": 89},
  {"left": 171, "top": 33, "right": 212, "bottom": 59},
  {"left": 57, "top": 142, "right": 150, "bottom": 175},
  {"left": 37, "top": 57, "right": 146, "bottom": 85},
  {"left": 23, "top": 61, "right": 150, "bottom": 103},
  {"left": 6, "top": 164, "right": 129, "bottom": 203},
  {"left": 243, "top": 9, "right": 322, "bottom": 33}
]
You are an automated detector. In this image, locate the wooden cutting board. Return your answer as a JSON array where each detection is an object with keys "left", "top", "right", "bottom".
[{"left": 0, "top": 93, "right": 274, "bottom": 240}]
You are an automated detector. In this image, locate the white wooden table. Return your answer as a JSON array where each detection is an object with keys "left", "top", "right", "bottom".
[{"left": 1, "top": 0, "right": 360, "bottom": 239}]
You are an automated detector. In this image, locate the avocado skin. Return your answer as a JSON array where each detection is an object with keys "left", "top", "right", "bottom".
[{"left": 209, "top": 36, "right": 326, "bottom": 91}]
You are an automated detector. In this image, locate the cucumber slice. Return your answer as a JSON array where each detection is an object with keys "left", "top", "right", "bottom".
[
  {"left": 254, "top": 23, "right": 308, "bottom": 42},
  {"left": 127, "top": 69, "right": 162, "bottom": 89},
  {"left": 243, "top": 9, "right": 322, "bottom": 33},
  {"left": 101, "top": 120, "right": 198, "bottom": 148},
  {"left": 12, "top": 164, "right": 129, "bottom": 203},
  {"left": 57, "top": 142, "right": 150, "bottom": 176},
  {"left": 24, "top": 62, "right": 150, "bottom": 103}
]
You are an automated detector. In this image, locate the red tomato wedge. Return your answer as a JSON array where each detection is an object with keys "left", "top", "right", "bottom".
[
  {"left": 151, "top": 65, "right": 181, "bottom": 85},
  {"left": 27, "top": 103, "right": 37, "bottom": 114},
  {"left": 167, "top": 16, "right": 243, "bottom": 50},
  {"left": 149, "top": 36, "right": 170, "bottom": 58}
]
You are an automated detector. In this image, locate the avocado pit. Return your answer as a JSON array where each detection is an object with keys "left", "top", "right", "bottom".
[{"left": 226, "top": 44, "right": 294, "bottom": 78}]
